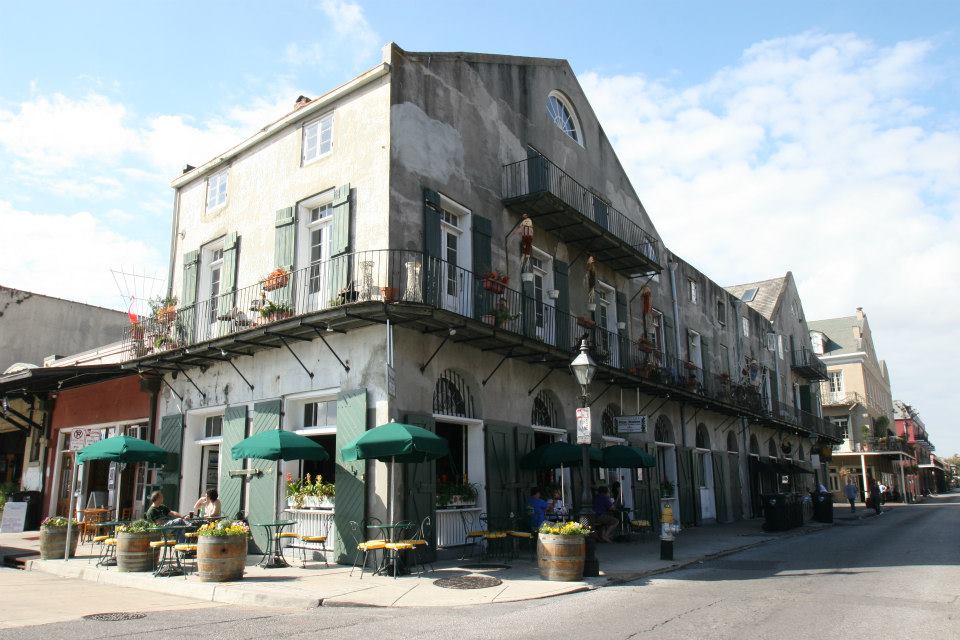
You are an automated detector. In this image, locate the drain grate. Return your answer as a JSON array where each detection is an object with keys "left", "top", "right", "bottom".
[
  {"left": 82, "top": 612, "right": 148, "bottom": 622},
  {"left": 458, "top": 563, "right": 510, "bottom": 571},
  {"left": 434, "top": 575, "right": 503, "bottom": 590}
]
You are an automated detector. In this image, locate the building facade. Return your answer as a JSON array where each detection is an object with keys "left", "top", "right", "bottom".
[{"left": 124, "top": 44, "right": 842, "bottom": 558}]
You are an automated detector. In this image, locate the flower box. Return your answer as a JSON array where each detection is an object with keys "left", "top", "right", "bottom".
[
  {"left": 262, "top": 269, "right": 290, "bottom": 292},
  {"left": 482, "top": 271, "right": 509, "bottom": 294}
]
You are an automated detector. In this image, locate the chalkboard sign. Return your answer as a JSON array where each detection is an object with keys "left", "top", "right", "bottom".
[{"left": 0, "top": 501, "right": 28, "bottom": 533}]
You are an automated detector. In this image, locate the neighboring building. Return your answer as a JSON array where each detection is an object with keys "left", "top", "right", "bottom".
[
  {"left": 895, "top": 400, "right": 950, "bottom": 496},
  {"left": 726, "top": 272, "right": 830, "bottom": 515},
  {"left": 0, "top": 287, "right": 129, "bottom": 496},
  {"left": 809, "top": 308, "right": 903, "bottom": 500},
  {"left": 123, "top": 44, "right": 842, "bottom": 558}
]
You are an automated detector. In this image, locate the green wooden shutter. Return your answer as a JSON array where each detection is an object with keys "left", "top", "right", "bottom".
[
  {"left": 593, "top": 195, "right": 609, "bottom": 229},
  {"left": 181, "top": 250, "right": 200, "bottom": 344},
  {"left": 423, "top": 188, "right": 442, "bottom": 307},
  {"left": 712, "top": 451, "right": 728, "bottom": 523},
  {"left": 217, "top": 232, "right": 239, "bottom": 319},
  {"left": 527, "top": 150, "right": 547, "bottom": 194},
  {"left": 515, "top": 425, "right": 536, "bottom": 525},
  {"left": 157, "top": 414, "right": 184, "bottom": 510},
  {"left": 643, "top": 442, "right": 660, "bottom": 528},
  {"left": 554, "top": 260, "right": 570, "bottom": 351},
  {"left": 247, "top": 400, "right": 281, "bottom": 553},
  {"left": 472, "top": 215, "right": 493, "bottom": 319},
  {"left": 484, "top": 422, "right": 517, "bottom": 524},
  {"left": 274, "top": 207, "right": 295, "bottom": 307},
  {"left": 522, "top": 278, "right": 536, "bottom": 338},
  {"left": 219, "top": 405, "right": 248, "bottom": 520},
  {"left": 403, "top": 412, "right": 437, "bottom": 562},
  {"left": 616, "top": 290, "right": 629, "bottom": 368},
  {"left": 330, "top": 185, "right": 352, "bottom": 302},
  {"left": 335, "top": 389, "right": 368, "bottom": 563},
  {"left": 677, "top": 447, "right": 697, "bottom": 527}
]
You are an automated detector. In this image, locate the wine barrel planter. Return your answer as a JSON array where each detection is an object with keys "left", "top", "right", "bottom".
[
  {"left": 39, "top": 527, "right": 79, "bottom": 560},
  {"left": 116, "top": 531, "right": 161, "bottom": 572},
  {"left": 196, "top": 535, "right": 246, "bottom": 582},
  {"left": 537, "top": 533, "right": 585, "bottom": 581}
]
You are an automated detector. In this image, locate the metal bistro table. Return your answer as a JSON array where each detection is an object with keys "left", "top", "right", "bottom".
[
  {"left": 367, "top": 521, "right": 411, "bottom": 576},
  {"left": 256, "top": 520, "right": 296, "bottom": 568},
  {"left": 154, "top": 524, "right": 191, "bottom": 577}
]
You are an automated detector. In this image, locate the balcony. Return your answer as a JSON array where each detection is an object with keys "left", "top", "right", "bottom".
[
  {"left": 822, "top": 391, "right": 865, "bottom": 407},
  {"left": 834, "top": 437, "right": 913, "bottom": 455},
  {"left": 769, "top": 401, "right": 842, "bottom": 441},
  {"left": 123, "top": 250, "right": 780, "bottom": 423},
  {"left": 791, "top": 348, "right": 828, "bottom": 381},
  {"left": 502, "top": 155, "right": 660, "bottom": 276}
]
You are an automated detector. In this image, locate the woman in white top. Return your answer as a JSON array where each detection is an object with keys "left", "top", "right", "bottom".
[{"left": 193, "top": 489, "right": 222, "bottom": 518}]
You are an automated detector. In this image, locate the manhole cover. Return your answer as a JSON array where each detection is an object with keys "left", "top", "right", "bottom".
[
  {"left": 433, "top": 575, "right": 503, "bottom": 589},
  {"left": 459, "top": 563, "right": 510, "bottom": 571},
  {"left": 82, "top": 612, "right": 148, "bottom": 622}
]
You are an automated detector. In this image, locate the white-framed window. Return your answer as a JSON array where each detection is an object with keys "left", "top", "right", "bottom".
[
  {"left": 204, "top": 414, "right": 223, "bottom": 439},
  {"left": 777, "top": 335, "right": 784, "bottom": 360},
  {"left": 207, "top": 247, "right": 224, "bottom": 324},
  {"left": 296, "top": 191, "right": 335, "bottom": 304},
  {"left": 302, "top": 113, "right": 333, "bottom": 165},
  {"left": 688, "top": 278, "right": 698, "bottom": 304},
  {"left": 829, "top": 371, "right": 843, "bottom": 393},
  {"left": 438, "top": 195, "right": 472, "bottom": 310},
  {"left": 742, "top": 316, "right": 750, "bottom": 337},
  {"left": 206, "top": 169, "right": 228, "bottom": 211},
  {"left": 546, "top": 91, "right": 582, "bottom": 145},
  {"left": 687, "top": 330, "right": 702, "bottom": 370},
  {"left": 303, "top": 399, "right": 337, "bottom": 429},
  {"left": 530, "top": 249, "right": 554, "bottom": 333},
  {"left": 650, "top": 309, "right": 665, "bottom": 353},
  {"left": 831, "top": 416, "right": 850, "bottom": 439}
]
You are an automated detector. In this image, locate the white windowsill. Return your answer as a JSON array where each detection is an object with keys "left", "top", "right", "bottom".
[{"left": 195, "top": 437, "right": 223, "bottom": 446}]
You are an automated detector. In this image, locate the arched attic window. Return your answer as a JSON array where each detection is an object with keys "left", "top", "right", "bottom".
[
  {"left": 654, "top": 415, "right": 674, "bottom": 444},
  {"left": 433, "top": 369, "right": 477, "bottom": 419},
  {"left": 749, "top": 435, "right": 760, "bottom": 456},
  {"left": 696, "top": 424, "right": 710, "bottom": 449},
  {"left": 532, "top": 390, "right": 560, "bottom": 428},
  {"left": 768, "top": 439, "right": 779, "bottom": 458},
  {"left": 727, "top": 431, "right": 738, "bottom": 453},
  {"left": 547, "top": 91, "right": 583, "bottom": 145}
]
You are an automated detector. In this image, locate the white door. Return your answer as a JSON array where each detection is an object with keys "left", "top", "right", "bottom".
[
  {"left": 532, "top": 252, "right": 555, "bottom": 345},
  {"left": 697, "top": 450, "right": 716, "bottom": 520}
]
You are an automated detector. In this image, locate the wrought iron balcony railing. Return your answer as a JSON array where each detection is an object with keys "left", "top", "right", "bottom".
[
  {"left": 769, "top": 400, "right": 840, "bottom": 439},
  {"left": 122, "top": 249, "right": 782, "bottom": 422},
  {"left": 790, "top": 348, "right": 828, "bottom": 381},
  {"left": 502, "top": 155, "right": 660, "bottom": 275},
  {"left": 821, "top": 390, "right": 865, "bottom": 407}
]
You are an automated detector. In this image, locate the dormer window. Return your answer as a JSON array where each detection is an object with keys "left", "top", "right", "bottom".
[{"left": 547, "top": 91, "right": 582, "bottom": 145}]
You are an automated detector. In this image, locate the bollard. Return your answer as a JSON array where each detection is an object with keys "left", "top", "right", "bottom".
[{"left": 659, "top": 499, "right": 680, "bottom": 561}]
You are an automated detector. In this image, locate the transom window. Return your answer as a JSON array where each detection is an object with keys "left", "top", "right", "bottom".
[
  {"left": 302, "top": 113, "right": 333, "bottom": 164},
  {"left": 204, "top": 415, "right": 223, "bottom": 439},
  {"left": 303, "top": 400, "right": 337, "bottom": 428},
  {"left": 546, "top": 91, "right": 582, "bottom": 145},
  {"left": 206, "top": 169, "right": 228, "bottom": 211}
]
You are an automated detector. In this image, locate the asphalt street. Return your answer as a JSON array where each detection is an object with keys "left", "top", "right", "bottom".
[{"left": 5, "top": 492, "right": 958, "bottom": 640}]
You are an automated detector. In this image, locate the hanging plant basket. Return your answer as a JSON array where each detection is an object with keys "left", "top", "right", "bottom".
[
  {"left": 521, "top": 272, "right": 535, "bottom": 282},
  {"left": 262, "top": 268, "right": 290, "bottom": 292},
  {"left": 156, "top": 306, "right": 176, "bottom": 324}
]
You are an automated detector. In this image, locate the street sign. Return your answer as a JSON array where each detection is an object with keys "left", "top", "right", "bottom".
[
  {"left": 615, "top": 415, "right": 648, "bottom": 434},
  {"left": 576, "top": 407, "right": 592, "bottom": 444},
  {"left": 386, "top": 364, "right": 397, "bottom": 399},
  {"left": 69, "top": 427, "right": 102, "bottom": 450}
]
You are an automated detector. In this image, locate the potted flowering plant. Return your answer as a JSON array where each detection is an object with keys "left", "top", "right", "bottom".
[
  {"left": 262, "top": 267, "right": 290, "bottom": 292},
  {"left": 149, "top": 295, "right": 178, "bottom": 324},
  {"left": 115, "top": 519, "right": 161, "bottom": 572},
  {"left": 482, "top": 270, "right": 509, "bottom": 294},
  {"left": 659, "top": 481, "right": 675, "bottom": 498},
  {"left": 537, "top": 521, "right": 591, "bottom": 581},
  {"left": 259, "top": 300, "right": 293, "bottom": 322},
  {"left": 436, "top": 481, "right": 479, "bottom": 508},
  {"left": 39, "top": 516, "right": 80, "bottom": 559},
  {"left": 196, "top": 520, "right": 250, "bottom": 582}
]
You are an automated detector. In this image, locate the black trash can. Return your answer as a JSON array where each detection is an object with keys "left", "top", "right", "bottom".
[
  {"left": 10, "top": 490, "right": 42, "bottom": 531},
  {"left": 813, "top": 490, "right": 834, "bottom": 524},
  {"left": 762, "top": 493, "right": 788, "bottom": 531}
]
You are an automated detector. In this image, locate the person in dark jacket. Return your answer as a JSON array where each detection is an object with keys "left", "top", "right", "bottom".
[{"left": 868, "top": 478, "right": 882, "bottom": 515}]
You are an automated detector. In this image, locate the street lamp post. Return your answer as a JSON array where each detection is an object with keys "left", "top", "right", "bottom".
[{"left": 570, "top": 339, "right": 599, "bottom": 576}]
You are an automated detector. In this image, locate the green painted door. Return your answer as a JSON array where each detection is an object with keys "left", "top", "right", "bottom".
[
  {"left": 219, "top": 405, "right": 248, "bottom": 520},
  {"left": 484, "top": 422, "right": 518, "bottom": 526},
  {"left": 712, "top": 451, "right": 728, "bottom": 522},
  {"left": 677, "top": 447, "right": 697, "bottom": 527},
  {"left": 157, "top": 414, "right": 184, "bottom": 510},
  {"left": 404, "top": 413, "right": 437, "bottom": 563},
  {"left": 335, "top": 389, "right": 368, "bottom": 563},
  {"left": 728, "top": 453, "right": 743, "bottom": 521},
  {"left": 247, "top": 401, "right": 281, "bottom": 553}
]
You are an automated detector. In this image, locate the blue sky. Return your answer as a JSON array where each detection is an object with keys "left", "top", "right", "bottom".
[{"left": 1, "top": 1, "right": 958, "bottom": 454}]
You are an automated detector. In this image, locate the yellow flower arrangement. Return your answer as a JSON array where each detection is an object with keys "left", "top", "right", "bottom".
[
  {"left": 538, "top": 521, "right": 591, "bottom": 537},
  {"left": 195, "top": 520, "right": 250, "bottom": 538}
]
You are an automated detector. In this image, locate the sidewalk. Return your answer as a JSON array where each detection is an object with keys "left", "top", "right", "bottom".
[{"left": 8, "top": 514, "right": 837, "bottom": 609}]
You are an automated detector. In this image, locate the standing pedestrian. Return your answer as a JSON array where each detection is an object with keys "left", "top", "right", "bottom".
[
  {"left": 843, "top": 479, "right": 858, "bottom": 513},
  {"left": 869, "top": 478, "right": 882, "bottom": 515}
]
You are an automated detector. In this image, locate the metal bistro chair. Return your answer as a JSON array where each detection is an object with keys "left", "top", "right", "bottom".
[
  {"left": 459, "top": 510, "right": 486, "bottom": 560},
  {"left": 288, "top": 517, "right": 332, "bottom": 568},
  {"left": 507, "top": 515, "right": 536, "bottom": 561},
  {"left": 397, "top": 516, "right": 433, "bottom": 576},
  {"left": 348, "top": 519, "right": 385, "bottom": 579},
  {"left": 480, "top": 514, "right": 511, "bottom": 561}
]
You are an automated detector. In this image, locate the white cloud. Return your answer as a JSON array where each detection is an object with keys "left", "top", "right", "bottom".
[
  {"left": 284, "top": 0, "right": 380, "bottom": 71},
  {"left": 0, "top": 200, "right": 165, "bottom": 310},
  {"left": 581, "top": 31, "right": 960, "bottom": 453}
]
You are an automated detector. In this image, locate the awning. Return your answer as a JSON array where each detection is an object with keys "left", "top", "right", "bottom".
[{"left": 0, "top": 364, "right": 131, "bottom": 396}]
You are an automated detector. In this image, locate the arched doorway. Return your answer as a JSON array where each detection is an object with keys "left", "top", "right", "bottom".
[
  {"left": 653, "top": 415, "right": 678, "bottom": 526},
  {"left": 531, "top": 390, "right": 569, "bottom": 506},
  {"left": 694, "top": 424, "right": 718, "bottom": 522}
]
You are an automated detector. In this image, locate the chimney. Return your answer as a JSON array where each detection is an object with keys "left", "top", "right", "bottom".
[
  {"left": 293, "top": 95, "right": 313, "bottom": 111},
  {"left": 855, "top": 307, "right": 864, "bottom": 321},
  {"left": 182, "top": 164, "right": 195, "bottom": 174}
]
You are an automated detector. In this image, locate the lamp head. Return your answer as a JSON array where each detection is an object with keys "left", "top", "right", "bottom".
[{"left": 569, "top": 339, "right": 597, "bottom": 387}]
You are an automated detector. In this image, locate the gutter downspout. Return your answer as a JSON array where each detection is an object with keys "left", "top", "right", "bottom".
[
  {"left": 166, "top": 188, "right": 182, "bottom": 299},
  {"left": 667, "top": 261, "right": 687, "bottom": 448}
]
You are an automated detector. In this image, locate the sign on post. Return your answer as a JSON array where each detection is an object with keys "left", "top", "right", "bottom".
[
  {"left": 576, "top": 407, "right": 592, "bottom": 444},
  {"left": 0, "top": 502, "right": 27, "bottom": 533},
  {"left": 386, "top": 364, "right": 397, "bottom": 399},
  {"left": 615, "top": 415, "right": 648, "bottom": 434},
  {"left": 69, "top": 428, "right": 102, "bottom": 450}
]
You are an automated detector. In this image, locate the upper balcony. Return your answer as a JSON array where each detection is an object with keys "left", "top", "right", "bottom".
[
  {"left": 501, "top": 155, "right": 661, "bottom": 276},
  {"left": 122, "top": 249, "right": 775, "bottom": 422},
  {"left": 791, "top": 347, "right": 828, "bottom": 381},
  {"left": 769, "top": 400, "right": 843, "bottom": 441},
  {"left": 822, "top": 391, "right": 865, "bottom": 407}
]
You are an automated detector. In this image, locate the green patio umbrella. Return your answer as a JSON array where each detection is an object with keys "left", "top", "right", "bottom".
[
  {"left": 600, "top": 445, "right": 656, "bottom": 469},
  {"left": 67, "top": 435, "right": 169, "bottom": 559},
  {"left": 231, "top": 429, "right": 330, "bottom": 462},
  {"left": 519, "top": 442, "right": 603, "bottom": 508},
  {"left": 340, "top": 421, "right": 449, "bottom": 524}
]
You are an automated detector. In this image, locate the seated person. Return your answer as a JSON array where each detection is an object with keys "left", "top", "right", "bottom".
[
  {"left": 548, "top": 489, "right": 566, "bottom": 519},
  {"left": 145, "top": 490, "right": 183, "bottom": 523},
  {"left": 611, "top": 481, "right": 623, "bottom": 509},
  {"left": 528, "top": 487, "right": 550, "bottom": 531},
  {"left": 193, "top": 489, "right": 221, "bottom": 519},
  {"left": 592, "top": 486, "right": 619, "bottom": 543}
]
